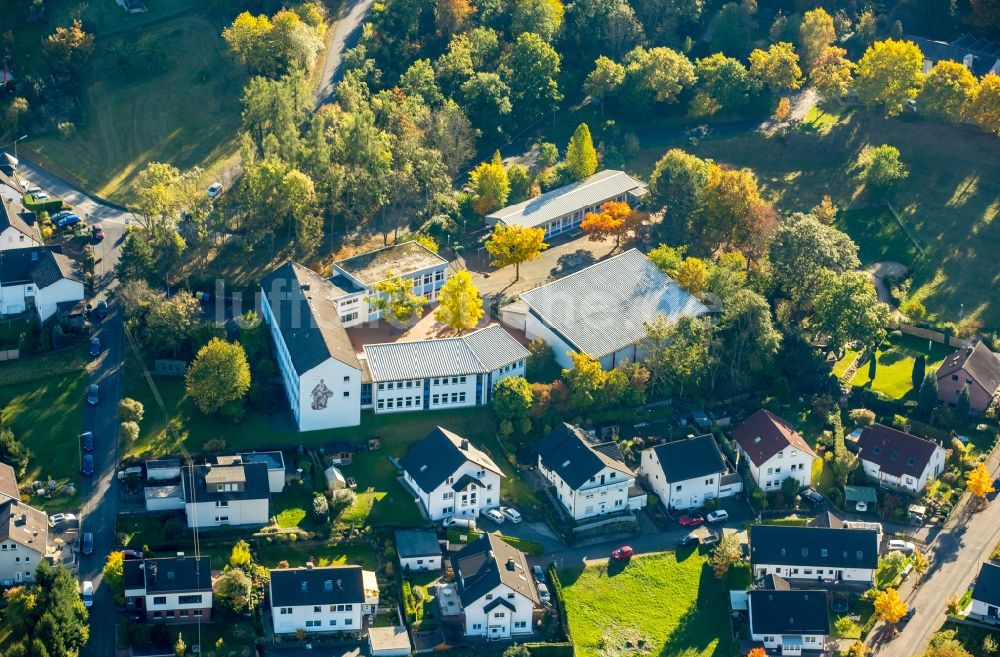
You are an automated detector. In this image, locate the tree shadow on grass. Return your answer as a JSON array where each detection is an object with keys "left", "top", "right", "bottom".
[
  {"left": 659, "top": 564, "right": 730, "bottom": 657},
  {"left": 878, "top": 350, "right": 907, "bottom": 366},
  {"left": 557, "top": 564, "right": 585, "bottom": 587}
]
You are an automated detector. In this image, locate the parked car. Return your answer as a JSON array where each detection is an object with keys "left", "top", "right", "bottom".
[
  {"left": 855, "top": 501, "right": 868, "bottom": 513},
  {"left": 86, "top": 384, "right": 99, "bottom": 405},
  {"left": 122, "top": 549, "right": 144, "bottom": 560},
  {"left": 82, "top": 454, "right": 95, "bottom": 476},
  {"left": 81, "top": 532, "right": 94, "bottom": 556},
  {"left": 95, "top": 300, "right": 108, "bottom": 319},
  {"left": 81, "top": 580, "right": 94, "bottom": 608},
  {"left": 33, "top": 192, "right": 50, "bottom": 200},
  {"left": 92, "top": 223, "right": 105, "bottom": 241},
  {"left": 537, "top": 582, "right": 551, "bottom": 603},
  {"left": 531, "top": 564, "right": 545, "bottom": 583},
  {"left": 701, "top": 531, "right": 720, "bottom": 546},
  {"left": 80, "top": 431, "right": 94, "bottom": 452},
  {"left": 207, "top": 182, "right": 222, "bottom": 198},
  {"left": 481, "top": 508, "right": 505, "bottom": 524},
  {"left": 48, "top": 513, "right": 77, "bottom": 528},
  {"left": 501, "top": 506, "right": 522, "bottom": 523},
  {"left": 89, "top": 337, "right": 100, "bottom": 357},
  {"left": 678, "top": 514, "right": 705, "bottom": 527},
  {"left": 678, "top": 532, "right": 700, "bottom": 548},
  {"left": 887, "top": 539, "right": 916, "bottom": 554},
  {"left": 442, "top": 517, "right": 476, "bottom": 531},
  {"left": 25, "top": 184, "right": 42, "bottom": 195},
  {"left": 799, "top": 487, "right": 824, "bottom": 507},
  {"left": 55, "top": 214, "right": 81, "bottom": 229},
  {"left": 706, "top": 510, "right": 729, "bottom": 524},
  {"left": 611, "top": 545, "right": 634, "bottom": 560},
  {"left": 899, "top": 605, "right": 916, "bottom": 626},
  {"left": 51, "top": 210, "right": 73, "bottom": 222}
]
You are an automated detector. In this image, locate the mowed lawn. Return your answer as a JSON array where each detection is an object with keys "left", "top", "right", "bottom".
[
  {"left": 849, "top": 334, "right": 952, "bottom": 399},
  {"left": 25, "top": 10, "right": 243, "bottom": 204},
  {"left": 560, "top": 551, "right": 729, "bottom": 657}
]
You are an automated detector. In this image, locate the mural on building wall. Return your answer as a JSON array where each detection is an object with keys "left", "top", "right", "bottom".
[{"left": 311, "top": 379, "right": 334, "bottom": 411}]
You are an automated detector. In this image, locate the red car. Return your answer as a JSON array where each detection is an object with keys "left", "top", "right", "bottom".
[
  {"left": 92, "top": 224, "right": 105, "bottom": 241},
  {"left": 611, "top": 546, "right": 635, "bottom": 560},
  {"left": 678, "top": 514, "right": 705, "bottom": 527}
]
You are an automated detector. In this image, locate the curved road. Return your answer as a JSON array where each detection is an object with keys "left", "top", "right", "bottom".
[{"left": 313, "top": 0, "right": 376, "bottom": 107}]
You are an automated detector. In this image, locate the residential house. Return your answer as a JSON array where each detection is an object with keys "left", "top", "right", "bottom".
[
  {"left": 395, "top": 529, "right": 442, "bottom": 572},
  {"left": 0, "top": 498, "right": 47, "bottom": 584},
  {"left": 145, "top": 459, "right": 182, "bottom": 483},
  {"left": 970, "top": 561, "right": 1000, "bottom": 622},
  {"left": 399, "top": 427, "right": 504, "bottom": 521},
  {"left": 0, "top": 246, "right": 84, "bottom": 321},
  {"left": 449, "top": 533, "right": 541, "bottom": 639},
  {"left": 268, "top": 565, "right": 379, "bottom": 634},
  {"left": 908, "top": 33, "right": 1000, "bottom": 77},
  {"left": 260, "top": 262, "right": 363, "bottom": 432},
  {"left": 237, "top": 451, "right": 286, "bottom": 493},
  {"left": 0, "top": 463, "right": 19, "bottom": 501},
  {"left": 361, "top": 325, "right": 529, "bottom": 414},
  {"left": 640, "top": 435, "right": 741, "bottom": 511},
  {"left": 123, "top": 556, "right": 213, "bottom": 622},
  {"left": 748, "top": 589, "right": 830, "bottom": 656},
  {"left": 536, "top": 423, "right": 635, "bottom": 520},
  {"left": 935, "top": 341, "right": 1000, "bottom": 413},
  {"left": 485, "top": 170, "right": 647, "bottom": 240},
  {"left": 749, "top": 525, "right": 879, "bottom": 586},
  {"left": 519, "top": 249, "right": 709, "bottom": 369},
  {"left": 0, "top": 193, "right": 41, "bottom": 252},
  {"left": 367, "top": 626, "right": 412, "bottom": 657},
  {"left": 733, "top": 410, "right": 818, "bottom": 492},
  {"left": 857, "top": 424, "right": 946, "bottom": 494},
  {"left": 181, "top": 461, "right": 270, "bottom": 528},
  {"left": 330, "top": 241, "right": 450, "bottom": 327}
]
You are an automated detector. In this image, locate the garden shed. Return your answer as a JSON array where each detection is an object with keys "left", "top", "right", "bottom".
[{"left": 324, "top": 465, "right": 347, "bottom": 490}]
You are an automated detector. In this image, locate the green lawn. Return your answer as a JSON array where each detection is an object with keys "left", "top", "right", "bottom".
[
  {"left": 560, "top": 551, "right": 729, "bottom": 657},
  {"left": 835, "top": 208, "right": 923, "bottom": 267},
  {"left": 849, "top": 335, "right": 952, "bottom": 399},
  {"left": 273, "top": 482, "right": 326, "bottom": 531},
  {"left": 0, "top": 348, "right": 89, "bottom": 510},
  {"left": 832, "top": 348, "right": 861, "bottom": 379}
]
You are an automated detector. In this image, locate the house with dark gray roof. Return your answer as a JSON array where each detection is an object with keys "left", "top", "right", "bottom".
[
  {"left": 970, "top": 562, "right": 1000, "bottom": 621},
  {"left": 0, "top": 462, "right": 19, "bottom": 501},
  {"left": 0, "top": 497, "right": 48, "bottom": 585},
  {"left": 0, "top": 191, "right": 41, "bottom": 252},
  {"left": 395, "top": 529, "right": 443, "bottom": 571},
  {"left": 447, "top": 533, "right": 541, "bottom": 639},
  {"left": 640, "top": 435, "right": 741, "bottom": 511},
  {"left": 733, "top": 410, "right": 818, "bottom": 493},
  {"left": 748, "top": 589, "right": 830, "bottom": 655},
  {"left": 486, "top": 169, "right": 647, "bottom": 239},
  {"left": 908, "top": 33, "right": 1000, "bottom": 78},
  {"left": 400, "top": 427, "right": 504, "bottom": 522},
  {"left": 936, "top": 341, "right": 1000, "bottom": 413},
  {"left": 0, "top": 246, "right": 83, "bottom": 321},
  {"left": 520, "top": 249, "right": 709, "bottom": 369},
  {"left": 181, "top": 462, "right": 270, "bottom": 528},
  {"left": 536, "top": 423, "right": 637, "bottom": 520},
  {"left": 123, "top": 556, "right": 213, "bottom": 622},
  {"left": 750, "top": 525, "right": 879, "bottom": 586},
  {"left": 857, "top": 424, "right": 946, "bottom": 494},
  {"left": 268, "top": 565, "right": 380, "bottom": 634}
]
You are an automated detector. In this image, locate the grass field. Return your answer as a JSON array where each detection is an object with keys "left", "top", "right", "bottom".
[
  {"left": 559, "top": 550, "right": 729, "bottom": 657},
  {"left": 849, "top": 335, "right": 952, "bottom": 399}
]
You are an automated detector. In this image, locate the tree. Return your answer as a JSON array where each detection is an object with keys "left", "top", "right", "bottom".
[
  {"left": 923, "top": 630, "right": 973, "bottom": 657},
  {"left": 103, "top": 552, "right": 125, "bottom": 605},
  {"left": 502, "top": 33, "right": 563, "bottom": 128},
  {"left": 647, "top": 244, "right": 686, "bottom": 277},
  {"left": 869, "top": 352, "right": 878, "bottom": 380},
  {"left": 813, "top": 270, "right": 890, "bottom": 352},
  {"left": 145, "top": 291, "right": 202, "bottom": 356},
  {"left": 133, "top": 162, "right": 203, "bottom": 238},
  {"left": 749, "top": 42, "right": 803, "bottom": 91},
  {"left": 44, "top": 19, "right": 94, "bottom": 76},
  {"left": 435, "top": 271, "right": 483, "bottom": 331},
  {"left": 492, "top": 376, "right": 534, "bottom": 422},
  {"left": 648, "top": 150, "right": 711, "bottom": 244},
  {"left": 565, "top": 123, "right": 599, "bottom": 181},
  {"left": 692, "top": 54, "right": 752, "bottom": 116},
  {"left": 185, "top": 339, "right": 252, "bottom": 414},
  {"left": 562, "top": 352, "right": 607, "bottom": 410},
  {"left": 958, "top": 383, "right": 971, "bottom": 417},
  {"left": 918, "top": 61, "right": 978, "bottom": 122},
  {"left": 222, "top": 12, "right": 274, "bottom": 73},
  {"left": 919, "top": 373, "right": 939, "bottom": 417},
  {"left": 585, "top": 56, "right": 626, "bottom": 113},
  {"left": 808, "top": 46, "right": 853, "bottom": 101},
  {"left": 747, "top": 649, "right": 768, "bottom": 657},
  {"left": 711, "top": 2, "right": 753, "bottom": 57},
  {"left": 175, "top": 633, "right": 187, "bottom": 657},
  {"left": 769, "top": 213, "right": 860, "bottom": 308},
  {"left": 812, "top": 195, "right": 838, "bottom": 225},
  {"left": 459, "top": 73, "right": 512, "bottom": 136},
  {"left": 5, "top": 97, "right": 29, "bottom": 132},
  {"left": 968, "top": 462, "right": 995, "bottom": 499},
  {"left": 856, "top": 145, "right": 909, "bottom": 198},
  {"left": 580, "top": 200, "right": 632, "bottom": 245},
  {"left": 215, "top": 568, "right": 254, "bottom": 613},
  {"left": 0, "top": 427, "right": 32, "bottom": 478},
  {"left": 117, "top": 398, "right": 145, "bottom": 423},
  {"left": 969, "top": 73, "right": 1000, "bottom": 136},
  {"left": 773, "top": 96, "right": 792, "bottom": 124},
  {"left": 798, "top": 8, "right": 836, "bottom": 69},
  {"left": 120, "top": 422, "right": 140, "bottom": 443},
  {"left": 855, "top": 39, "right": 925, "bottom": 116},
  {"left": 708, "top": 533, "right": 743, "bottom": 578},
  {"left": 873, "top": 588, "right": 908, "bottom": 626},
  {"left": 912, "top": 355, "right": 926, "bottom": 393},
  {"left": 700, "top": 167, "right": 765, "bottom": 255},
  {"left": 369, "top": 272, "right": 429, "bottom": 324},
  {"left": 717, "top": 288, "right": 781, "bottom": 388},
  {"left": 913, "top": 549, "right": 928, "bottom": 576},
  {"left": 115, "top": 229, "right": 156, "bottom": 283},
  {"left": 436, "top": 0, "right": 473, "bottom": 36},
  {"left": 622, "top": 46, "right": 696, "bottom": 106},
  {"left": 675, "top": 257, "right": 708, "bottom": 293},
  {"left": 4, "top": 562, "right": 90, "bottom": 657},
  {"left": 511, "top": 0, "right": 565, "bottom": 41},
  {"left": 469, "top": 151, "right": 510, "bottom": 214},
  {"left": 644, "top": 315, "right": 713, "bottom": 398},
  {"left": 425, "top": 100, "right": 478, "bottom": 177},
  {"left": 485, "top": 223, "right": 547, "bottom": 281},
  {"left": 229, "top": 540, "right": 253, "bottom": 570}
]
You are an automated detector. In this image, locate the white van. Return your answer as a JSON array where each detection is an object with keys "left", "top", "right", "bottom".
[{"left": 443, "top": 517, "right": 477, "bottom": 531}]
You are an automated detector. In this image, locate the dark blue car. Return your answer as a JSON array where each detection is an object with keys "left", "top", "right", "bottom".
[
  {"left": 82, "top": 454, "right": 95, "bottom": 476},
  {"left": 55, "top": 214, "right": 81, "bottom": 229},
  {"left": 81, "top": 432, "right": 94, "bottom": 452},
  {"left": 89, "top": 337, "right": 100, "bottom": 357}
]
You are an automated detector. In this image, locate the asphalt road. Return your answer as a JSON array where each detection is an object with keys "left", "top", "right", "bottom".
[{"left": 313, "top": 0, "right": 375, "bottom": 107}]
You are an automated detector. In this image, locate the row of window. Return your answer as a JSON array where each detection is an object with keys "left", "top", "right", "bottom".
[
  {"left": 340, "top": 311, "right": 359, "bottom": 323},
  {"left": 674, "top": 478, "right": 714, "bottom": 492},
  {"left": 765, "top": 462, "right": 806, "bottom": 476},
  {"left": 470, "top": 621, "right": 528, "bottom": 630},
  {"left": 152, "top": 594, "right": 203, "bottom": 605},
  {"left": 278, "top": 604, "right": 354, "bottom": 614},
  {"left": 151, "top": 609, "right": 203, "bottom": 619},
  {"left": 377, "top": 396, "right": 420, "bottom": 410},
  {"left": 432, "top": 376, "right": 467, "bottom": 386},
  {"left": 499, "top": 360, "right": 524, "bottom": 373},
  {"left": 288, "top": 619, "right": 354, "bottom": 628},
  {"left": 432, "top": 392, "right": 467, "bottom": 406},
  {"left": 0, "top": 543, "right": 18, "bottom": 550},
  {"left": 378, "top": 380, "right": 421, "bottom": 390}
]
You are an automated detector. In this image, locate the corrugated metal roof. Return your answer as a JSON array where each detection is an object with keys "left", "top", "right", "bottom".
[
  {"left": 486, "top": 170, "right": 647, "bottom": 229},
  {"left": 520, "top": 249, "right": 708, "bottom": 359},
  {"left": 363, "top": 324, "right": 529, "bottom": 382}
]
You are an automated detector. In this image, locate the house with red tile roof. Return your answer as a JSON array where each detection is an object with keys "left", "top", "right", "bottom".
[
  {"left": 857, "top": 424, "right": 946, "bottom": 494},
  {"left": 936, "top": 342, "right": 1000, "bottom": 414},
  {"left": 733, "top": 410, "right": 818, "bottom": 493}
]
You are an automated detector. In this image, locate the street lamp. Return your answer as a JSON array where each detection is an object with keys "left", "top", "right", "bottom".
[{"left": 0, "top": 134, "right": 28, "bottom": 161}]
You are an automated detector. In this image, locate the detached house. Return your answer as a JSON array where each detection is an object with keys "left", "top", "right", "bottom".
[
  {"left": 936, "top": 342, "right": 1000, "bottom": 413},
  {"left": 750, "top": 525, "right": 879, "bottom": 586},
  {"left": 400, "top": 427, "right": 504, "bottom": 521},
  {"left": 448, "top": 533, "right": 541, "bottom": 640},
  {"left": 733, "top": 410, "right": 818, "bottom": 492},
  {"left": 269, "top": 565, "right": 379, "bottom": 635},
  {"left": 0, "top": 246, "right": 84, "bottom": 321},
  {"left": 640, "top": 435, "right": 741, "bottom": 511},
  {"left": 857, "top": 424, "right": 946, "bottom": 494},
  {"left": 123, "top": 556, "right": 213, "bottom": 622},
  {"left": 0, "top": 195, "right": 41, "bottom": 252},
  {"left": 0, "top": 497, "right": 48, "bottom": 585},
  {"left": 748, "top": 589, "right": 830, "bottom": 656},
  {"left": 536, "top": 423, "right": 635, "bottom": 521},
  {"left": 970, "top": 561, "right": 1000, "bottom": 622},
  {"left": 181, "top": 461, "right": 270, "bottom": 528}
]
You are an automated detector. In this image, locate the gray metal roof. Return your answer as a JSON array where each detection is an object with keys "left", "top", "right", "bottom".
[
  {"left": 362, "top": 324, "right": 528, "bottom": 382},
  {"left": 520, "top": 249, "right": 709, "bottom": 359},
  {"left": 486, "top": 170, "right": 647, "bottom": 229}
]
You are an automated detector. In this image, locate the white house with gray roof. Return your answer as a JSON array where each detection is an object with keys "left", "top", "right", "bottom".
[
  {"left": 400, "top": 427, "right": 504, "bottom": 521},
  {"left": 520, "top": 249, "right": 709, "bottom": 369},
  {"left": 360, "top": 324, "right": 528, "bottom": 414},
  {"left": 486, "top": 170, "right": 647, "bottom": 239}
]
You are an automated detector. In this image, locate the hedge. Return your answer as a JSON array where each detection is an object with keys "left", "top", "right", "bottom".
[
  {"left": 547, "top": 564, "right": 572, "bottom": 644},
  {"left": 23, "top": 195, "right": 64, "bottom": 214},
  {"left": 525, "top": 642, "right": 574, "bottom": 657}
]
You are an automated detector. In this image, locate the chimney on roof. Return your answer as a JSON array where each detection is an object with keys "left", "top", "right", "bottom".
[
  {"left": 306, "top": 561, "right": 314, "bottom": 569},
  {"left": 963, "top": 53, "right": 974, "bottom": 70},
  {"left": 301, "top": 581, "right": 308, "bottom": 592},
  {"left": 506, "top": 558, "right": 516, "bottom": 571},
  {"left": 150, "top": 563, "right": 158, "bottom": 583},
  {"left": 460, "top": 439, "right": 469, "bottom": 450},
  {"left": 337, "top": 579, "right": 343, "bottom": 591}
]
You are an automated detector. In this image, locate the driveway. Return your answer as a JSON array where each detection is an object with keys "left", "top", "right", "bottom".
[{"left": 313, "top": 0, "right": 376, "bottom": 107}]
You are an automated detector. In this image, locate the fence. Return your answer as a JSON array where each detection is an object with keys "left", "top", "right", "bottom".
[
  {"left": 895, "top": 323, "right": 972, "bottom": 349},
  {"left": 0, "top": 349, "right": 19, "bottom": 362},
  {"left": 153, "top": 359, "right": 187, "bottom": 376}
]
